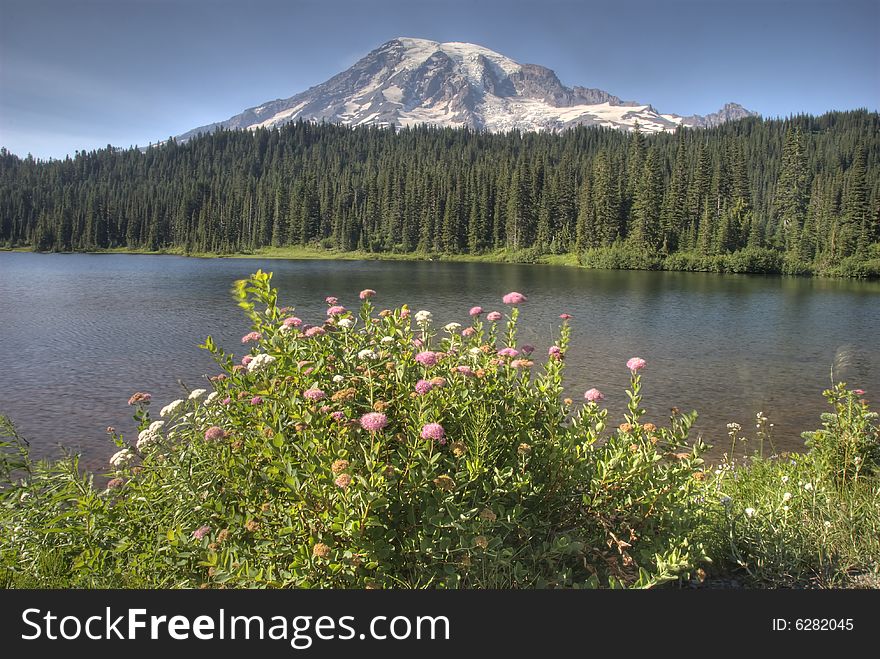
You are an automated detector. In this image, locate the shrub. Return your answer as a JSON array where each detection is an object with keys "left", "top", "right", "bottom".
[{"left": 0, "top": 271, "right": 709, "bottom": 589}]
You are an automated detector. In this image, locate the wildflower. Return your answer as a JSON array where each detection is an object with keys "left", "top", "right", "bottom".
[
  {"left": 479, "top": 508, "right": 496, "bottom": 522},
  {"left": 502, "top": 291, "right": 527, "bottom": 305},
  {"left": 359, "top": 289, "right": 377, "bottom": 300},
  {"left": 782, "top": 492, "right": 792, "bottom": 502},
  {"left": 250, "top": 396, "right": 263, "bottom": 405},
  {"left": 443, "top": 322, "right": 462, "bottom": 333},
  {"left": 584, "top": 388, "right": 604, "bottom": 403},
  {"left": 486, "top": 311, "right": 502, "bottom": 322},
  {"left": 380, "top": 336, "right": 395, "bottom": 345},
  {"left": 781, "top": 475, "right": 790, "bottom": 484},
  {"left": 619, "top": 423, "right": 634, "bottom": 433},
  {"left": 400, "top": 307, "right": 410, "bottom": 318},
  {"left": 468, "top": 347, "right": 482, "bottom": 357},
  {"left": 127, "top": 392, "right": 152, "bottom": 405},
  {"left": 188, "top": 388, "right": 207, "bottom": 401},
  {"left": 461, "top": 327, "right": 475, "bottom": 338},
  {"left": 337, "top": 318, "right": 354, "bottom": 329},
  {"left": 283, "top": 316, "right": 303, "bottom": 328},
  {"left": 372, "top": 400, "right": 389, "bottom": 412},
  {"left": 415, "top": 351, "right": 439, "bottom": 367},
  {"left": 564, "top": 398, "right": 573, "bottom": 406},
  {"left": 559, "top": 313, "right": 572, "bottom": 320},
  {"left": 497, "top": 347, "right": 519, "bottom": 358},
  {"left": 456, "top": 365, "right": 475, "bottom": 376},
  {"left": 626, "top": 357, "right": 647, "bottom": 373},
  {"left": 332, "top": 374, "right": 345, "bottom": 383},
  {"left": 304, "top": 327, "right": 326, "bottom": 338},
  {"left": 221, "top": 397, "right": 231, "bottom": 405},
  {"left": 358, "top": 349, "right": 378, "bottom": 360},
  {"left": 517, "top": 443, "right": 531, "bottom": 455},
  {"left": 193, "top": 526, "right": 211, "bottom": 541},
  {"left": 510, "top": 359, "right": 533, "bottom": 369},
  {"left": 107, "top": 477, "right": 124, "bottom": 489},
  {"left": 474, "top": 535, "right": 489, "bottom": 549},
  {"left": 642, "top": 423, "right": 657, "bottom": 433},
  {"left": 853, "top": 388, "right": 865, "bottom": 395},
  {"left": 421, "top": 423, "right": 446, "bottom": 443},
  {"left": 332, "top": 388, "right": 356, "bottom": 402},
  {"left": 804, "top": 482, "right": 813, "bottom": 491},
  {"left": 520, "top": 345, "right": 535, "bottom": 355},
  {"left": 160, "top": 399, "right": 184, "bottom": 417},
  {"left": 726, "top": 422, "right": 742, "bottom": 432},
  {"left": 331, "top": 411, "right": 346, "bottom": 422},
  {"left": 245, "top": 519, "right": 260, "bottom": 533},
  {"left": 433, "top": 474, "right": 455, "bottom": 491},
  {"left": 325, "top": 296, "right": 338, "bottom": 305},
  {"left": 430, "top": 376, "right": 447, "bottom": 388},
  {"left": 548, "top": 346, "right": 563, "bottom": 360},
  {"left": 334, "top": 473, "right": 352, "bottom": 489},
  {"left": 109, "top": 449, "right": 134, "bottom": 469},
  {"left": 824, "top": 521, "right": 832, "bottom": 528},
  {"left": 313, "top": 543, "right": 331, "bottom": 558},
  {"left": 304, "top": 387, "right": 326, "bottom": 401},
  {"left": 241, "top": 331, "right": 262, "bottom": 343},
  {"left": 406, "top": 380, "right": 430, "bottom": 398},
  {"left": 693, "top": 471, "right": 705, "bottom": 481},
  {"left": 359, "top": 412, "right": 388, "bottom": 432},
  {"left": 327, "top": 305, "right": 347, "bottom": 316},
  {"left": 204, "top": 426, "right": 227, "bottom": 442},
  {"left": 744, "top": 507, "right": 756, "bottom": 518},
  {"left": 450, "top": 441, "right": 466, "bottom": 457},
  {"left": 469, "top": 306, "right": 483, "bottom": 316},
  {"left": 247, "top": 353, "right": 276, "bottom": 373},
  {"left": 136, "top": 428, "right": 160, "bottom": 450},
  {"left": 414, "top": 310, "right": 432, "bottom": 324},
  {"left": 331, "top": 459, "right": 349, "bottom": 474}
]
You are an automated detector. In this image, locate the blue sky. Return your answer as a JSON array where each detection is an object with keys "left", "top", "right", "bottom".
[{"left": 1, "top": 0, "right": 877, "bottom": 160}]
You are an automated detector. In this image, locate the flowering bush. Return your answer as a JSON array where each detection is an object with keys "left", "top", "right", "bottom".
[{"left": 0, "top": 271, "right": 710, "bottom": 588}]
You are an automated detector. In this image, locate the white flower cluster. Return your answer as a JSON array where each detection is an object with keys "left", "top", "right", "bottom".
[
  {"left": 414, "top": 310, "right": 432, "bottom": 324},
  {"left": 160, "top": 399, "right": 184, "bottom": 417},
  {"left": 443, "top": 322, "right": 462, "bottom": 333},
  {"left": 337, "top": 318, "right": 354, "bottom": 329},
  {"left": 188, "top": 388, "right": 207, "bottom": 401},
  {"left": 136, "top": 420, "right": 166, "bottom": 450},
  {"left": 109, "top": 448, "right": 135, "bottom": 469},
  {"left": 380, "top": 336, "right": 395, "bottom": 345},
  {"left": 247, "top": 353, "right": 276, "bottom": 373},
  {"left": 358, "top": 349, "right": 378, "bottom": 360}
]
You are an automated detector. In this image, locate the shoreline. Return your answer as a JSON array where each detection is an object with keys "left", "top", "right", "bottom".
[{"left": 4, "top": 245, "right": 879, "bottom": 280}]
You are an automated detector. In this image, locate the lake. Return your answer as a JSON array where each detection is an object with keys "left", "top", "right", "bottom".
[{"left": 1, "top": 251, "right": 878, "bottom": 470}]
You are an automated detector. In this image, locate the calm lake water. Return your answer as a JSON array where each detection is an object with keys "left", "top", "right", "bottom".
[{"left": 1, "top": 251, "right": 878, "bottom": 469}]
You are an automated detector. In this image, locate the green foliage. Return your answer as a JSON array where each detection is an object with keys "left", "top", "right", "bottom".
[
  {"left": 704, "top": 387, "right": 880, "bottom": 587},
  {"left": 0, "top": 272, "right": 709, "bottom": 589}
]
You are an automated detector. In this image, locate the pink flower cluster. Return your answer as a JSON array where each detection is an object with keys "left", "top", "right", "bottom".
[
  {"left": 469, "top": 306, "right": 483, "bottom": 316},
  {"left": 193, "top": 525, "right": 211, "bottom": 540},
  {"left": 283, "top": 316, "right": 302, "bottom": 328},
  {"left": 359, "top": 289, "right": 377, "bottom": 300},
  {"left": 304, "top": 327, "right": 325, "bottom": 338},
  {"left": 325, "top": 296, "right": 338, "bottom": 305},
  {"left": 415, "top": 379, "right": 434, "bottom": 395},
  {"left": 497, "top": 347, "right": 519, "bottom": 358},
  {"left": 502, "top": 291, "right": 527, "bottom": 305},
  {"left": 241, "top": 331, "right": 262, "bottom": 344},
  {"left": 626, "top": 357, "right": 647, "bottom": 373},
  {"left": 304, "top": 387, "right": 326, "bottom": 401},
  {"left": 204, "top": 426, "right": 227, "bottom": 442},
  {"left": 415, "top": 351, "right": 439, "bottom": 367},
  {"left": 421, "top": 423, "right": 446, "bottom": 443},
  {"left": 548, "top": 346, "right": 563, "bottom": 360},
  {"left": 486, "top": 311, "right": 502, "bottom": 322},
  {"left": 327, "top": 305, "right": 347, "bottom": 316},
  {"left": 584, "top": 388, "right": 604, "bottom": 403},
  {"left": 359, "top": 412, "right": 388, "bottom": 432}
]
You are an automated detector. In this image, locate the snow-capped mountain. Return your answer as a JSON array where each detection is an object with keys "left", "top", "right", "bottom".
[{"left": 176, "top": 37, "right": 756, "bottom": 141}]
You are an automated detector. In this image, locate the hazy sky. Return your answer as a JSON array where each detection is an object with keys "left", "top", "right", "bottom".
[{"left": 1, "top": 0, "right": 877, "bottom": 160}]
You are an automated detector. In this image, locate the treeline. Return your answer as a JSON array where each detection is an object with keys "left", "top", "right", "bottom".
[{"left": 1, "top": 110, "right": 878, "bottom": 276}]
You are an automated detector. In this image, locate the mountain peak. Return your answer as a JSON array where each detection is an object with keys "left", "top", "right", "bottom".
[{"left": 175, "top": 38, "right": 756, "bottom": 142}]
